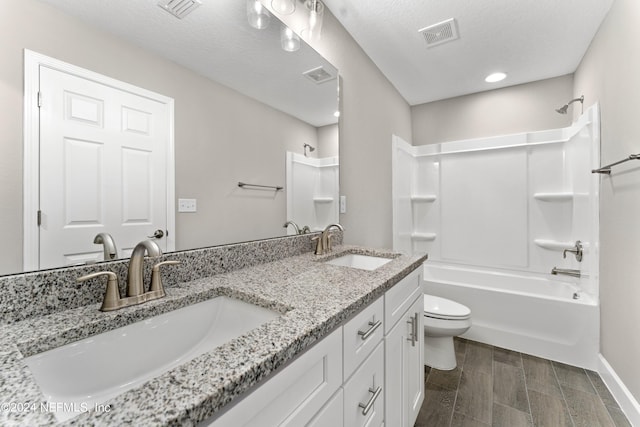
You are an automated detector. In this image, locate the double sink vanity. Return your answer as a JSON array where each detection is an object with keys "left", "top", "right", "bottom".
[{"left": 0, "top": 233, "right": 427, "bottom": 426}]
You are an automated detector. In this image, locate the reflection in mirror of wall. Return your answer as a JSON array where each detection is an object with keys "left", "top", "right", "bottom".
[{"left": 0, "top": 0, "right": 339, "bottom": 276}]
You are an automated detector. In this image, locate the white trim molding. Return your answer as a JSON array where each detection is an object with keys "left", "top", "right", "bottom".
[{"left": 599, "top": 354, "right": 640, "bottom": 426}]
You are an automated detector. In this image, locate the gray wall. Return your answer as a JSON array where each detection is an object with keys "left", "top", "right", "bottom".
[
  {"left": 0, "top": 0, "right": 321, "bottom": 274},
  {"left": 411, "top": 75, "right": 574, "bottom": 145},
  {"left": 574, "top": 0, "right": 640, "bottom": 403},
  {"left": 273, "top": 5, "right": 413, "bottom": 249}
]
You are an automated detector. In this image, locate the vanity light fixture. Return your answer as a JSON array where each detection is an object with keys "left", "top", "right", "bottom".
[
  {"left": 272, "top": 0, "right": 296, "bottom": 15},
  {"left": 281, "top": 25, "right": 300, "bottom": 52},
  {"left": 306, "top": 0, "right": 324, "bottom": 41},
  {"left": 485, "top": 72, "right": 507, "bottom": 83},
  {"left": 247, "top": 0, "right": 271, "bottom": 29}
]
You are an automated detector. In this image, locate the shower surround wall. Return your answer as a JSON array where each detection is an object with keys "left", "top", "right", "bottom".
[
  {"left": 285, "top": 152, "right": 339, "bottom": 232},
  {"left": 392, "top": 105, "right": 601, "bottom": 367}
]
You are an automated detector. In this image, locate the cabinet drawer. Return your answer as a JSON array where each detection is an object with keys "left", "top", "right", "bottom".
[
  {"left": 343, "top": 296, "right": 384, "bottom": 381},
  {"left": 204, "top": 327, "right": 342, "bottom": 427},
  {"left": 307, "top": 388, "right": 344, "bottom": 427},
  {"left": 343, "top": 341, "right": 384, "bottom": 427},
  {"left": 384, "top": 268, "right": 421, "bottom": 333}
]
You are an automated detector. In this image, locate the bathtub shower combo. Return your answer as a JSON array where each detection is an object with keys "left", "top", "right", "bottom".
[{"left": 392, "top": 105, "right": 600, "bottom": 369}]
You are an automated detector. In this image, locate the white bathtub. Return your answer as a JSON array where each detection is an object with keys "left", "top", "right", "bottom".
[{"left": 423, "top": 262, "right": 599, "bottom": 369}]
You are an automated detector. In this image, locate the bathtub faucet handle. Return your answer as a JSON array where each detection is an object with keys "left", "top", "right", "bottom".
[{"left": 562, "top": 240, "right": 583, "bottom": 262}]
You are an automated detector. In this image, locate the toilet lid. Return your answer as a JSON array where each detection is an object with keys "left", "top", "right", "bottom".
[{"left": 424, "top": 294, "right": 471, "bottom": 320}]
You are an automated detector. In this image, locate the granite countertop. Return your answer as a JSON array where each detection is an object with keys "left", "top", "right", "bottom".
[{"left": 0, "top": 245, "right": 427, "bottom": 426}]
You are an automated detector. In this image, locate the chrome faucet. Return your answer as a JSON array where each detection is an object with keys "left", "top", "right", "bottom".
[
  {"left": 563, "top": 240, "right": 583, "bottom": 262},
  {"left": 283, "top": 221, "right": 312, "bottom": 235},
  {"left": 313, "top": 223, "right": 344, "bottom": 255},
  {"left": 77, "top": 240, "right": 180, "bottom": 311},
  {"left": 283, "top": 220, "right": 301, "bottom": 235},
  {"left": 127, "top": 240, "right": 163, "bottom": 296},
  {"left": 551, "top": 267, "right": 581, "bottom": 278},
  {"left": 93, "top": 232, "right": 118, "bottom": 261}
]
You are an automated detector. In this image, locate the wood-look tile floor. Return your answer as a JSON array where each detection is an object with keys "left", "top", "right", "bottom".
[{"left": 415, "top": 338, "right": 632, "bottom": 427}]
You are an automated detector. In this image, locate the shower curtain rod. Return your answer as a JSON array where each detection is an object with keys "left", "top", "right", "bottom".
[{"left": 592, "top": 154, "right": 640, "bottom": 174}]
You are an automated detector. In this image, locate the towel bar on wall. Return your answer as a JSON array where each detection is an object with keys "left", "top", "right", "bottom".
[
  {"left": 237, "top": 182, "right": 283, "bottom": 191},
  {"left": 592, "top": 154, "right": 640, "bottom": 174}
]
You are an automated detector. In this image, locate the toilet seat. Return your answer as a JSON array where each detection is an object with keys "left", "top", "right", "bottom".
[{"left": 424, "top": 294, "right": 471, "bottom": 320}]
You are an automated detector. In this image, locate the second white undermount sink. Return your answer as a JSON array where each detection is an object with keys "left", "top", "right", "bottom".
[
  {"left": 24, "top": 296, "right": 280, "bottom": 422},
  {"left": 325, "top": 253, "right": 392, "bottom": 271}
]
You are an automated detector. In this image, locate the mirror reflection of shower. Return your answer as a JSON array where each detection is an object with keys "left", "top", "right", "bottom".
[
  {"left": 556, "top": 95, "right": 584, "bottom": 115},
  {"left": 303, "top": 143, "right": 315, "bottom": 157}
]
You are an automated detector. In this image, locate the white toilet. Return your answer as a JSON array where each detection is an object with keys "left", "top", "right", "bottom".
[{"left": 423, "top": 294, "right": 472, "bottom": 370}]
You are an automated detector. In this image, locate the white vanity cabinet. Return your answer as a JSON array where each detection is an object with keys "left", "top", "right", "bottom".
[
  {"left": 204, "top": 267, "right": 424, "bottom": 427},
  {"left": 343, "top": 341, "right": 385, "bottom": 427},
  {"left": 342, "top": 297, "right": 385, "bottom": 427},
  {"left": 384, "top": 268, "right": 425, "bottom": 427},
  {"left": 204, "top": 327, "right": 343, "bottom": 427}
]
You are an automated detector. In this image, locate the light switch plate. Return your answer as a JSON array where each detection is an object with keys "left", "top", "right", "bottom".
[
  {"left": 340, "top": 195, "right": 347, "bottom": 214},
  {"left": 178, "top": 198, "right": 197, "bottom": 212}
]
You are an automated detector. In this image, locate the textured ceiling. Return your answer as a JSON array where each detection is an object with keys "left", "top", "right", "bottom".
[
  {"left": 322, "top": 0, "right": 614, "bottom": 105},
  {"left": 36, "top": 0, "right": 339, "bottom": 127}
]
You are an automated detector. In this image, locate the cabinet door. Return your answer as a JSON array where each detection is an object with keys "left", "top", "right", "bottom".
[
  {"left": 406, "top": 296, "right": 424, "bottom": 424},
  {"left": 384, "top": 295, "right": 424, "bottom": 427},
  {"left": 343, "top": 342, "right": 384, "bottom": 427}
]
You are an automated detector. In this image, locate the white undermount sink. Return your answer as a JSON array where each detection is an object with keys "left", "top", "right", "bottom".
[
  {"left": 24, "top": 296, "right": 280, "bottom": 422},
  {"left": 325, "top": 253, "right": 392, "bottom": 271}
]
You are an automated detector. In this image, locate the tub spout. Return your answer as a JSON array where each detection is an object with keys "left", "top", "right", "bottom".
[{"left": 551, "top": 267, "right": 581, "bottom": 278}]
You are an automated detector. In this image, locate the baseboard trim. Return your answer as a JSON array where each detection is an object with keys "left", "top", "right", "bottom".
[{"left": 598, "top": 354, "right": 640, "bottom": 426}]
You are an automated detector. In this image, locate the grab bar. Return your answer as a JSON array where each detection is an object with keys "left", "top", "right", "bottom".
[
  {"left": 551, "top": 267, "right": 581, "bottom": 278},
  {"left": 592, "top": 154, "right": 640, "bottom": 174},
  {"left": 237, "top": 182, "right": 283, "bottom": 191}
]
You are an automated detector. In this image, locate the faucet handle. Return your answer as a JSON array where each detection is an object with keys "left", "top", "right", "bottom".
[
  {"left": 562, "top": 240, "right": 583, "bottom": 262},
  {"left": 77, "top": 271, "right": 121, "bottom": 312},
  {"left": 150, "top": 260, "right": 181, "bottom": 294}
]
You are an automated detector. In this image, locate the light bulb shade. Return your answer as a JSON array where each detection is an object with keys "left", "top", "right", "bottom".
[
  {"left": 247, "top": 0, "right": 270, "bottom": 29},
  {"left": 306, "top": 0, "right": 324, "bottom": 41},
  {"left": 272, "top": 0, "right": 296, "bottom": 15},
  {"left": 281, "top": 25, "right": 300, "bottom": 52}
]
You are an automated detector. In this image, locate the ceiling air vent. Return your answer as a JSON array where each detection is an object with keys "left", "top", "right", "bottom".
[
  {"left": 158, "top": 0, "right": 202, "bottom": 19},
  {"left": 419, "top": 18, "right": 459, "bottom": 48},
  {"left": 303, "top": 66, "right": 336, "bottom": 84}
]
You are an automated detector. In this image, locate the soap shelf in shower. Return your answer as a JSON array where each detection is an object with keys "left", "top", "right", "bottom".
[
  {"left": 534, "top": 239, "right": 574, "bottom": 251},
  {"left": 411, "top": 194, "right": 437, "bottom": 203},
  {"left": 411, "top": 232, "right": 437, "bottom": 241},
  {"left": 313, "top": 197, "right": 334, "bottom": 203},
  {"left": 533, "top": 192, "right": 575, "bottom": 202}
]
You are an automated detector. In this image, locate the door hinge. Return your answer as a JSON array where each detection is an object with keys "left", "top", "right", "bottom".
[
  {"left": 37, "top": 91, "right": 42, "bottom": 108},
  {"left": 37, "top": 210, "right": 42, "bottom": 226}
]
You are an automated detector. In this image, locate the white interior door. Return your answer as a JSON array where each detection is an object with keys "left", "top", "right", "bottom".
[{"left": 38, "top": 66, "right": 172, "bottom": 268}]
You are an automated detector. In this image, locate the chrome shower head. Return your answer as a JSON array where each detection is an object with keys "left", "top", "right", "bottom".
[
  {"left": 303, "top": 143, "right": 315, "bottom": 157},
  {"left": 556, "top": 95, "right": 584, "bottom": 115}
]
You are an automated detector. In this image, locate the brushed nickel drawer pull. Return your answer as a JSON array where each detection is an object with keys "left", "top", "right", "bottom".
[
  {"left": 358, "top": 386, "right": 382, "bottom": 415},
  {"left": 406, "top": 314, "right": 416, "bottom": 347},
  {"left": 357, "top": 320, "right": 382, "bottom": 340}
]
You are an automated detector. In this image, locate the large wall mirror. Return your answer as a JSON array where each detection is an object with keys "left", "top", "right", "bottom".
[{"left": 0, "top": 0, "right": 339, "bottom": 276}]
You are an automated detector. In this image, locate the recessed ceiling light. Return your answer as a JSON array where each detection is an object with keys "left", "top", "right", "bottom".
[
  {"left": 334, "top": 111, "right": 340, "bottom": 118},
  {"left": 485, "top": 72, "right": 507, "bottom": 83}
]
